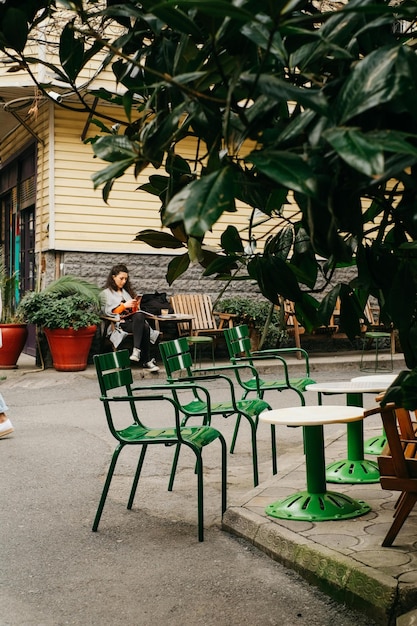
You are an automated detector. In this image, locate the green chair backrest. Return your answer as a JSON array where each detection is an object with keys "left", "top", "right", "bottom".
[
  {"left": 159, "top": 337, "right": 194, "bottom": 379},
  {"left": 94, "top": 349, "right": 134, "bottom": 396},
  {"left": 224, "top": 324, "right": 253, "bottom": 363}
]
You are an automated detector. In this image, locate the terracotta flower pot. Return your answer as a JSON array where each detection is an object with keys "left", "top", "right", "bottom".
[
  {"left": 44, "top": 325, "right": 97, "bottom": 372},
  {"left": 0, "top": 323, "right": 28, "bottom": 369}
]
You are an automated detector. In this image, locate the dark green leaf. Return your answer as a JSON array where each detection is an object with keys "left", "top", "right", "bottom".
[
  {"left": 92, "top": 135, "right": 138, "bottom": 162},
  {"left": 324, "top": 128, "right": 384, "bottom": 177},
  {"left": 203, "top": 255, "right": 239, "bottom": 277},
  {"left": 134, "top": 229, "right": 185, "bottom": 249},
  {"left": 221, "top": 226, "right": 244, "bottom": 254},
  {"left": 91, "top": 159, "right": 136, "bottom": 189},
  {"left": 247, "top": 256, "right": 302, "bottom": 304},
  {"left": 241, "top": 73, "right": 329, "bottom": 117},
  {"left": 163, "top": 168, "right": 236, "bottom": 237},
  {"left": 1, "top": 8, "right": 28, "bottom": 52},
  {"left": 166, "top": 253, "right": 190, "bottom": 285},
  {"left": 60, "top": 23, "right": 84, "bottom": 82},
  {"left": 336, "top": 46, "right": 402, "bottom": 124},
  {"left": 247, "top": 151, "right": 318, "bottom": 197}
]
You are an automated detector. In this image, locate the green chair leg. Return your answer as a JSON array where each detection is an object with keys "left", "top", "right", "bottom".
[
  {"left": 168, "top": 443, "right": 182, "bottom": 491},
  {"left": 127, "top": 444, "right": 148, "bottom": 509},
  {"left": 92, "top": 443, "right": 124, "bottom": 532}
]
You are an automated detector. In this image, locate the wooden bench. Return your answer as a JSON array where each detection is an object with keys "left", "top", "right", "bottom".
[{"left": 170, "top": 294, "right": 236, "bottom": 340}]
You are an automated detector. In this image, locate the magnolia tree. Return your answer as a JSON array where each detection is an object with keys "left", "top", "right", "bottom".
[{"left": 2, "top": 0, "right": 417, "bottom": 403}]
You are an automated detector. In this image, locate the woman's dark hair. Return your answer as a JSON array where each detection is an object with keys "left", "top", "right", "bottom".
[{"left": 104, "top": 264, "right": 136, "bottom": 296}]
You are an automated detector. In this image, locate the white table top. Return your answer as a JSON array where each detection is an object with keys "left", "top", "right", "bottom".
[
  {"left": 306, "top": 380, "right": 391, "bottom": 394},
  {"left": 260, "top": 405, "right": 365, "bottom": 427},
  {"left": 350, "top": 374, "right": 397, "bottom": 384},
  {"left": 156, "top": 314, "right": 194, "bottom": 320}
]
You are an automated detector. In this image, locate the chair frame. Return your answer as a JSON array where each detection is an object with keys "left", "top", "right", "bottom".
[
  {"left": 223, "top": 324, "right": 315, "bottom": 453},
  {"left": 159, "top": 337, "right": 275, "bottom": 487},
  {"left": 365, "top": 403, "right": 417, "bottom": 547},
  {"left": 93, "top": 350, "right": 227, "bottom": 541}
]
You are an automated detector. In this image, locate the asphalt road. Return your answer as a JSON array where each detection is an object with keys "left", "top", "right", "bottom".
[{"left": 0, "top": 363, "right": 380, "bottom": 626}]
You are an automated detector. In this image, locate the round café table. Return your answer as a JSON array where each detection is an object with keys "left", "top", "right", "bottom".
[
  {"left": 306, "top": 379, "right": 393, "bottom": 483},
  {"left": 350, "top": 374, "right": 397, "bottom": 455},
  {"left": 260, "top": 405, "right": 371, "bottom": 521}
]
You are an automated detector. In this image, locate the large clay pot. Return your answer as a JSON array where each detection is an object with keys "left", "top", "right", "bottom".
[
  {"left": 0, "top": 323, "right": 28, "bottom": 369},
  {"left": 44, "top": 325, "right": 97, "bottom": 372}
]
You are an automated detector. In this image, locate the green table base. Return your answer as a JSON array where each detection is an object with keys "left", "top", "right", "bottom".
[
  {"left": 364, "top": 432, "right": 387, "bottom": 455},
  {"left": 326, "top": 458, "right": 380, "bottom": 483},
  {"left": 265, "top": 490, "right": 371, "bottom": 521}
]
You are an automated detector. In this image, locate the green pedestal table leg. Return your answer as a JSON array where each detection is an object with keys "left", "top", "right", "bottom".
[
  {"left": 364, "top": 429, "right": 387, "bottom": 455},
  {"left": 266, "top": 423, "right": 371, "bottom": 522},
  {"left": 325, "top": 392, "right": 380, "bottom": 484}
]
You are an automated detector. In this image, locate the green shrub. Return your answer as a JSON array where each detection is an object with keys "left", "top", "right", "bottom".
[
  {"left": 18, "top": 276, "right": 101, "bottom": 330},
  {"left": 216, "top": 296, "right": 287, "bottom": 349}
]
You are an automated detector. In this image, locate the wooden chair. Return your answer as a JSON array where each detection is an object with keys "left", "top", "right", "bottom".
[
  {"left": 364, "top": 404, "right": 417, "bottom": 546},
  {"left": 92, "top": 350, "right": 227, "bottom": 542},
  {"left": 170, "top": 294, "right": 236, "bottom": 339}
]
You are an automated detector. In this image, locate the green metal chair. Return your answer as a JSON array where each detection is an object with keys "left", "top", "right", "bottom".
[
  {"left": 223, "top": 325, "right": 315, "bottom": 453},
  {"left": 159, "top": 337, "right": 275, "bottom": 487},
  {"left": 93, "top": 349, "right": 227, "bottom": 542}
]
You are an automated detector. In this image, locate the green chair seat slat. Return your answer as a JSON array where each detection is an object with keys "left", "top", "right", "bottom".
[
  {"left": 241, "top": 376, "right": 315, "bottom": 392},
  {"left": 181, "top": 397, "right": 269, "bottom": 418},
  {"left": 117, "top": 423, "right": 221, "bottom": 447}
]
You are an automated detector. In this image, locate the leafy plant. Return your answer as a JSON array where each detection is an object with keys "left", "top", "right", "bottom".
[
  {"left": 18, "top": 276, "right": 101, "bottom": 330},
  {"left": 216, "top": 297, "right": 287, "bottom": 349}
]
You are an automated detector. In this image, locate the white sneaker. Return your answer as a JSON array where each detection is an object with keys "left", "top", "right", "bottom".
[
  {"left": 130, "top": 348, "right": 141, "bottom": 362},
  {"left": 149, "top": 328, "right": 160, "bottom": 345},
  {"left": 143, "top": 359, "right": 160, "bottom": 373},
  {"left": 0, "top": 418, "right": 14, "bottom": 438}
]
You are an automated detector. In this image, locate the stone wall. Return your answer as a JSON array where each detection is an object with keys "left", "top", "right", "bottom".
[
  {"left": 42, "top": 250, "right": 261, "bottom": 303},
  {"left": 42, "top": 249, "right": 357, "bottom": 303}
]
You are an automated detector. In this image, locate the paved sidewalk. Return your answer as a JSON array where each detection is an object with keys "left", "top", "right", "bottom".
[{"left": 2, "top": 349, "right": 415, "bottom": 626}]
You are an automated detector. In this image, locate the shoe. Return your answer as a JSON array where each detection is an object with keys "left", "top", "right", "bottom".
[
  {"left": 0, "top": 418, "right": 14, "bottom": 438},
  {"left": 130, "top": 347, "right": 141, "bottom": 362},
  {"left": 143, "top": 359, "right": 160, "bottom": 373},
  {"left": 149, "top": 328, "right": 160, "bottom": 345}
]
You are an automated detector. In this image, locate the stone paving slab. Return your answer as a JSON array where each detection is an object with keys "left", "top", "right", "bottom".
[{"left": 223, "top": 435, "right": 417, "bottom": 626}]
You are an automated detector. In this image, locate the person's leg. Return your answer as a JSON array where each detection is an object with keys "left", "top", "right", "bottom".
[
  {"left": 138, "top": 319, "right": 151, "bottom": 363},
  {"left": 0, "top": 393, "right": 13, "bottom": 437}
]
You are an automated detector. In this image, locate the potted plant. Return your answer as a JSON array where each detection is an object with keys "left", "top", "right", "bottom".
[
  {"left": 215, "top": 296, "right": 287, "bottom": 350},
  {"left": 18, "top": 276, "right": 101, "bottom": 371},
  {"left": 0, "top": 254, "right": 28, "bottom": 369}
]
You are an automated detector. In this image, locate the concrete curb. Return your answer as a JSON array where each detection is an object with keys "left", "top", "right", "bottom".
[{"left": 223, "top": 507, "right": 397, "bottom": 625}]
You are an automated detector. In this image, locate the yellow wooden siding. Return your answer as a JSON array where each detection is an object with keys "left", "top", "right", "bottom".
[{"left": 52, "top": 106, "right": 273, "bottom": 253}]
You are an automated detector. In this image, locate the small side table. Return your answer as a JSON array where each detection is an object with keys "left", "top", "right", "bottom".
[
  {"left": 260, "top": 406, "right": 371, "bottom": 521},
  {"left": 351, "top": 374, "right": 396, "bottom": 455},
  {"left": 306, "top": 380, "right": 389, "bottom": 483}
]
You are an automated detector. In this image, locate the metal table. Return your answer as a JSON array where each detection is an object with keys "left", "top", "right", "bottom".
[
  {"left": 306, "top": 380, "right": 392, "bottom": 483},
  {"left": 260, "top": 405, "right": 371, "bottom": 521},
  {"left": 350, "top": 374, "right": 397, "bottom": 455}
]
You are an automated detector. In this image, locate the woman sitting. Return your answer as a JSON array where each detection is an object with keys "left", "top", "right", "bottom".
[{"left": 101, "top": 263, "right": 159, "bottom": 372}]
